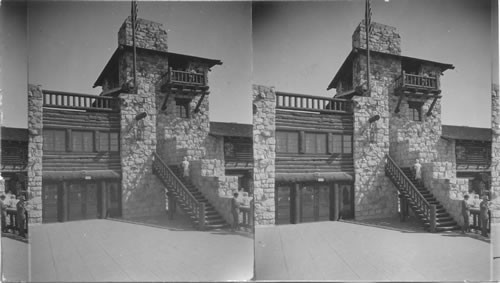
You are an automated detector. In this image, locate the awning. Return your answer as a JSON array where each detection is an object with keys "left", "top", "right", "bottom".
[
  {"left": 225, "top": 161, "right": 253, "bottom": 170},
  {"left": 275, "top": 172, "right": 353, "bottom": 182},
  {"left": 43, "top": 170, "right": 121, "bottom": 181}
]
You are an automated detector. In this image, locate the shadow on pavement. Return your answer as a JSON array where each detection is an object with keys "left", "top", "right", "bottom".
[
  {"left": 1, "top": 232, "right": 28, "bottom": 243},
  {"left": 342, "top": 217, "right": 429, "bottom": 234},
  {"left": 441, "top": 232, "right": 491, "bottom": 243}
]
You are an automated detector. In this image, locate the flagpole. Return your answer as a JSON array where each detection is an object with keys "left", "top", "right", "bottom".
[
  {"left": 365, "top": 0, "right": 371, "bottom": 97},
  {"left": 131, "top": 0, "right": 137, "bottom": 94}
]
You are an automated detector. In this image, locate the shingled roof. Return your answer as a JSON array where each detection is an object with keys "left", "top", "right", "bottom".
[
  {"left": 1, "top": 127, "right": 28, "bottom": 142},
  {"left": 209, "top": 122, "right": 252, "bottom": 138},
  {"left": 441, "top": 125, "right": 491, "bottom": 142}
]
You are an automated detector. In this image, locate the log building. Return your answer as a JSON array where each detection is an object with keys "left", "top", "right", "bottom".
[
  {"left": 253, "top": 21, "right": 491, "bottom": 232},
  {"left": 26, "top": 17, "right": 253, "bottom": 229}
]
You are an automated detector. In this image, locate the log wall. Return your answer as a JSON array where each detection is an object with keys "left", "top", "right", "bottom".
[
  {"left": 275, "top": 109, "right": 354, "bottom": 175},
  {"left": 42, "top": 108, "right": 121, "bottom": 172}
]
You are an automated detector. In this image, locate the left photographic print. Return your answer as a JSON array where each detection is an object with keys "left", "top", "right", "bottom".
[{"left": 0, "top": 1, "right": 253, "bottom": 281}]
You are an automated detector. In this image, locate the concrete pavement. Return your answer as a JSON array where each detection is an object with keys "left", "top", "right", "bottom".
[
  {"left": 255, "top": 218, "right": 491, "bottom": 281},
  {"left": 3, "top": 216, "right": 253, "bottom": 282}
]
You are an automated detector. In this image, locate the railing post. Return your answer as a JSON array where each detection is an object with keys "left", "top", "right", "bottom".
[
  {"left": 429, "top": 205, "right": 437, "bottom": 233},
  {"left": 401, "top": 70, "right": 406, "bottom": 87},
  {"left": 198, "top": 202, "right": 206, "bottom": 230}
]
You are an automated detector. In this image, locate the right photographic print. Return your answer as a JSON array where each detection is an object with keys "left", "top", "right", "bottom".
[{"left": 252, "top": 0, "right": 498, "bottom": 281}]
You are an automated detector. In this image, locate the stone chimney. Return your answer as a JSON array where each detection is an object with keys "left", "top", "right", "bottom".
[
  {"left": 118, "top": 17, "right": 168, "bottom": 52},
  {"left": 352, "top": 20, "right": 401, "bottom": 55}
]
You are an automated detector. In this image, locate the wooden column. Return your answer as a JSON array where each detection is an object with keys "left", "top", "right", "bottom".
[
  {"left": 100, "top": 180, "right": 107, "bottom": 219},
  {"left": 294, "top": 183, "right": 300, "bottom": 224},
  {"left": 61, "top": 181, "right": 68, "bottom": 222},
  {"left": 332, "top": 183, "right": 340, "bottom": 221}
]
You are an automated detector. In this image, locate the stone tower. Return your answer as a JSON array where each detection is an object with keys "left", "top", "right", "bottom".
[{"left": 350, "top": 21, "right": 400, "bottom": 219}]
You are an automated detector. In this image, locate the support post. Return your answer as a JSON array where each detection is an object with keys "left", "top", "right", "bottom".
[
  {"left": 62, "top": 181, "right": 68, "bottom": 222},
  {"left": 333, "top": 183, "right": 340, "bottom": 221},
  {"left": 198, "top": 202, "right": 206, "bottom": 230},
  {"left": 167, "top": 191, "right": 175, "bottom": 220},
  {"left": 294, "top": 184, "right": 300, "bottom": 224},
  {"left": 429, "top": 205, "right": 437, "bottom": 233}
]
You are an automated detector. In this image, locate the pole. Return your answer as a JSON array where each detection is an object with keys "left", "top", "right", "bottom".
[
  {"left": 365, "top": 0, "right": 371, "bottom": 97},
  {"left": 131, "top": 1, "right": 138, "bottom": 94}
]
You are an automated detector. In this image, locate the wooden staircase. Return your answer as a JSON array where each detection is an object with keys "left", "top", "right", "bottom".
[
  {"left": 385, "top": 155, "right": 461, "bottom": 232},
  {"left": 152, "top": 153, "right": 228, "bottom": 230}
]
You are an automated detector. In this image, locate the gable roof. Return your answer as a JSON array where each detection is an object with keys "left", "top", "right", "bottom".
[
  {"left": 209, "top": 122, "right": 252, "bottom": 138},
  {"left": 441, "top": 125, "right": 491, "bottom": 142}
]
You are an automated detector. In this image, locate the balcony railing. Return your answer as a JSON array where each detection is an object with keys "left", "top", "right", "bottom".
[
  {"left": 394, "top": 71, "right": 440, "bottom": 93},
  {"left": 161, "top": 67, "right": 207, "bottom": 87},
  {"left": 276, "top": 92, "right": 353, "bottom": 114},
  {"left": 43, "top": 90, "right": 119, "bottom": 112}
]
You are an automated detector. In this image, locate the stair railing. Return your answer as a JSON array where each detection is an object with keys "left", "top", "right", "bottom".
[
  {"left": 385, "top": 154, "right": 437, "bottom": 232},
  {"left": 152, "top": 152, "right": 205, "bottom": 229}
]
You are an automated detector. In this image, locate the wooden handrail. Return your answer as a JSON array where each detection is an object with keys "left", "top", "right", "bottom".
[
  {"left": 168, "top": 67, "right": 206, "bottom": 85},
  {"left": 385, "top": 154, "right": 437, "bottom": 232},
  {"left": 43, "top": 90, "right": 119, "bottom": 112},
  {"left": 276, "top": 92, "right": 352, "bottom": 114},
  {"left": 394, "top": 71, "right": 439, "bottom": 91},
  {"left": 152, "top": 152, "right": 205, "bottom": 228}
]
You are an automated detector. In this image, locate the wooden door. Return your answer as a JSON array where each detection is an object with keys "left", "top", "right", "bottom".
[
  {"left": 276, "top": 185, "right": 292, "bottom": 225},
  {"left": 339, "top": 183, "right": 354, "bottom": 219},
  {"left": 107, "top": 182, "right": 122, "bottom": 217},
  {"left": 42, "top": 183, "right": 59, "bottom": 223}
]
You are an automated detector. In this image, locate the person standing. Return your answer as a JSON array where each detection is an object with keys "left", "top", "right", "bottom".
[
  {"left": 181, "top": 157, "right": 190, "bottom": 178},
  {"left": 16, "top": 195, "right": 26, "bottom": 237},
  {"left": 461, "top": 195, "right": 470, "bottom": 233},
  {"left": 413, "top": 159, "right": 422, "bottom": 185},
  {"left": 480, "top": 195, "right": 490, "bottom": 237},
  {"left": 231, "top": 192, "right": 240, "bottom": 232}
]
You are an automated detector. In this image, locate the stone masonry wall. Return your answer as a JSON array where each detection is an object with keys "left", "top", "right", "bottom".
[
  {"left": 27, "top": 84, "right": 44, "bottom": 223},
  {"left": 120, "top": 93, "right": 165, "bottom": 218},
  {"left": 351, "top": 53, "right": 399, "bottom": 219},
  {"left": 119, "top": 17, "right": 168, "bottom": 52},
  {"left": 253, "top": 85, "right": 276, "bottom": 225},
  {"left": 352, "top": 21, "right": 401, "bottom": 55},
  {"left": 491, "top": 84, "right": 500, "bottom": 221}
]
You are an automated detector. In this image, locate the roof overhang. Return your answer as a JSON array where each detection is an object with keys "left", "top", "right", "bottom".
[
  {"left": 93, "top": 45, "right": 222, "bottom": 88},
  {"left": 441, "top": 125, "right": 492, "bottom": 142},
  {"left": 43, "top": 170, "right": 121, "bottom": 181},
  {"left": 328, "top": 48, "right": 455, "bottom": 91},
  {"left": 275, "top": 172, "right": 353, "bottom": 183}
]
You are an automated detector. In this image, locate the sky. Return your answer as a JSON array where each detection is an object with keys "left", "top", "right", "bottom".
[
  {"left": 0, "top": 0, "right": 498, "bottom": 129},
  {"left": 253, "top": 0, "right": 496, "bottom": 128},
  {"left": 1, "top": 0, "right": 252, "bottom": 128}
]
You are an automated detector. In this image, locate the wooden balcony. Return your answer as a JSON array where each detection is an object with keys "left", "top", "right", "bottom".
[
  {"left": 160, "top": 67, "right": 209, "bottom": 94},
  {"left": 276, "top": 92, "right": 353, "bottom": 114},
  {"left": 394, "top": 71, "right": 441, "bottom": 96},
  {"left": 43, "top": 90, "right": 119, "bottom": 112}
]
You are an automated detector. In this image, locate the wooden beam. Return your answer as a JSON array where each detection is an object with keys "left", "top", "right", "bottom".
[
  {"left": 426, "top": 95, "right": 440, "bottom": 116},
  {"left": 160, "top": 93, "right": 170, "bottom": 111},
  {"left": 193, "top": 93, "right": 207, "bottom": 114},
  {"left": 395, "top": 93, "right": 404, "bottom": 113}
]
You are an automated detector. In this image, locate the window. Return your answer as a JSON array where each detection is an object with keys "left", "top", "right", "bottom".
[
  {"left": 329, "top": 134, "right": 351, "bottom": 154},
  {"left": 305, "top": 133, "right": 327, "bottom": 154},
  {"left": 330, "top": 134, "right": 342, "bottom": 154},
  {"left": 408, "top": 102, "right": 422, "bottom": 122},
  {"left": 99, "top": 132, "right": 119, "bottom": 152},
  {"left": 43, "top": 129, "right": 66, "bottom": 151},
  {"left": 72, "top": 131, "right": 94, "bottom": 152},
  {"left": 276, "top": 131, "right": 299, "bottom": 153},
  {"left": 343, "top": 135, "right": 352, "bottom": 154},
  {"left": 175, "top": 98, "right": 191, "bottom": 118}
]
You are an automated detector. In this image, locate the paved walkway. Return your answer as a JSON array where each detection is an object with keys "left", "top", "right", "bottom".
[
  {"left": 3, "top": 216, "right": 253, "bottom": 282},
  {"left": 255, "top": 218, "right": 491, "bottom": 281}
]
